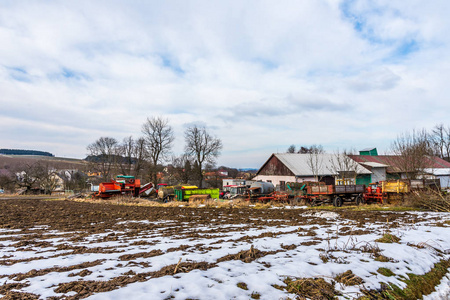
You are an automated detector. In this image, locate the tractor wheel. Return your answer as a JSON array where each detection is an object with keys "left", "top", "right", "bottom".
[
  {"left": 355, "top": 195, "right": 363, "bottom": 205},
  {"left": 334, "top": 196, "right": 343, "bottom": 207}
]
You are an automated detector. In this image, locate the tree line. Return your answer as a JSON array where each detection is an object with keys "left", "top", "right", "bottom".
[
  {"left": 0, "top": 149, "right": 54, "bottom": 157},
  {"left": 86, "top": 116, "right": 223, "bottom": 188}
]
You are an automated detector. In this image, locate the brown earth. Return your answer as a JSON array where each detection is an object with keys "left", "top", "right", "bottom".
[{"left": 0, "top": 198, "right": 442, "bottom": 299}]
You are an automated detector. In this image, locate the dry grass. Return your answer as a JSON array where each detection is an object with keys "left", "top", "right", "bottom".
[
  {"left": 403, "top": 190, "right": 450, "bottom": 212},
  {"left": 284, "top": 277, "right": 339, "bottom": 299},
  {"left": 375, "top": 233, "right": 401, "bottom": 243},
  {"left": 237, "top": 282, "right": 248, "bottom": 290},
  {"left": 334, "top": 270, "right": 364, "bottom": 286},
  {"left": 57, "top": 192, "right": 450, "bottom": 212}
]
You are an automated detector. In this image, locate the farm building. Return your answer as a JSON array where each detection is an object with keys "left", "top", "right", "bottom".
[
  {"left": 349, "top": 148, "right": 450, "bottom": 187},
  {"left": 222, "top": 178, "right": 255, "bottom": 188},
  {"left": 253, "top": 149, "right": 450, "bottom": 189},
  {"left": 253, "top": 153, "right": 372, "bottom": 189}
]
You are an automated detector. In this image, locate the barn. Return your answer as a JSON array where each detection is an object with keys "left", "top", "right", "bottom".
[{"left": 253, "top": 153, "right": 371, "bottom": 190}]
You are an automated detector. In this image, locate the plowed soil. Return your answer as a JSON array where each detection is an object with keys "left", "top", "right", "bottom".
[{"left": 0, "top": 198, "right": 447, "bottom": 299}]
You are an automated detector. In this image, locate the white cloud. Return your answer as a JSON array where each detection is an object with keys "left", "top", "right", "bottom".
[{"left": 1, "top": 0, "right": 449, "bottom": 167}]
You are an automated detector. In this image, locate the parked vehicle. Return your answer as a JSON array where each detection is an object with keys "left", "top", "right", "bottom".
[
  {"left": 173, "top": 186, "right": 219, "bottom": 201},
  {"left": 222, "top": 185, "right": 248, "bottom": 199},
  {"left": 296, "top": 181, "right": 365, "bottom": 207},
  {"left": 93, "top": 175, "right": 153, "bottom": 199}
]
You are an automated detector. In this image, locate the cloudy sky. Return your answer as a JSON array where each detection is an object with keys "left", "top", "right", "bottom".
[{"left": 1, "top": 0, "right": 450, "bottom": 168}]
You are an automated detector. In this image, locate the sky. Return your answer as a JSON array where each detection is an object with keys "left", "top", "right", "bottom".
[{"left": 1, "top": 0, "right": 450, "bottom": 168}]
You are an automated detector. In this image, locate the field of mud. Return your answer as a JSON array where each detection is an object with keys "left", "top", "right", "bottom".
[{"left": 0, "top": 198, "right": 449, "bottom": 299}]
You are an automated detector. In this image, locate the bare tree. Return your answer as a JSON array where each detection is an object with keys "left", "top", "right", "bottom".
[
  {"left": 170, "top": 154, "right": 194, "bottom": 185},
  {"left": 0, "top": 171, "right": 15, "bottom": 193},
  {"left": 184, "top": 125, "right": 223, "bottom": 188},
  {"left": 390, "top": 129, "right": 434, "bottom": 179},
  {"left": 13, "top": 161, "right": 58, "bottom": 193},
  {"left": 431, "top": 124, "right": 450, "bottom": 161},
  {"left": 298, "top": 145, "right": 324, "bottom": 154},
  {"left": 14, "top": 162, "right": 44, "bottom": 192},
  {"left": 328, "top": 149, "right": 360, "bottom": 184},
  {"left": 306, "top": 145, "right": 325, "bottom": 181},
  {"left": 60, "top": 170, "right": 88, "bottom": 192},
  {"left": 40, "top": 170, "right": 60, "bottom": 194},
  {"left": 132, "top": 137, "right": 148, "bottom": 178},
  {"left": 142, "top": 117, "right": 174, "bottom": 184},
  {"left": 119, "top": 136, "right": 135, "bottom": 176},
  {"left": 86, "top": 137, "right": 120, "bottom": 180},
  {"left": 287, "top": 145, "right": 296, "bottom": 153}
]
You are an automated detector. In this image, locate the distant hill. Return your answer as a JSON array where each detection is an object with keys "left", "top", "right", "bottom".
[
  {"left": 85, "top": 155, "right": 137, "bottom": 164},
  {"left": 0, "top": 155, "right": 86, "bottom": 171},
  {"left": 239, "top": 168, "right": 258, "bottom": 173},
  {"left": 0, "top": 149, "right": 54, "bottom": 157}
]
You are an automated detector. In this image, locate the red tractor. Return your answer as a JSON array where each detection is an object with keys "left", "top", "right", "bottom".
[{"left": 94, "top": 175, "right": 153, "bottom": 198}]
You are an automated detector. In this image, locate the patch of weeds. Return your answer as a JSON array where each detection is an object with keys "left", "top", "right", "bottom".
[
  {"left": 407, "top": 242, "right": 443, "bottom": 254},
  {"left": 283, "top": 277, "right": 340, "bottom": 299},
  {"left": 375, "top": 233, "right": 400, "bottom": 243},
  {"left": 377, "top": 267, "right": 395, "bottom": 277},
  {"left": 300, "top": 240, "right": 321, "bottom": 246},
  {"left": 281, "top": 243, "right": 297, "bottom": 250},
  {"left": 374, "top": 255, "right": 394, "bottom": 262},
  {"left": 334, "top": 270, "right": 364, "bottom": 286},
  {"left": 358, "top": 242, "right": 383, "bottom": 258},
  {"left": 271, "top": 284, "right": 285, "bottom": 291},
  {"left": 250, "top": 291, "right": 261, "bottom": 299},
  {"left": 362, "top": 259, "right": 450, "bottom": 299},
  {"left": 319, "top": 253, "right": 329, "bottom": 263},
  {"left": 237, "top": 282, "right": 248, "bottom": 290},
  {"left": 400, "top": 259, "right": 450, "bottom": 298},
  {"left": 319, "top": 252, "right": 347, "bottom": 264}
]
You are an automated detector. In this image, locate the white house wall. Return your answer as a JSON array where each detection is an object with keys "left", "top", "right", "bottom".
[
  {"left": 438, "top": 175, "right": 450, "bottom": 189},
  {"left": 252, "top": 175, "right": 296, "bottom": 186},
  {"left": 296, "top": 177, "right": 316, "bottom": 182},
  {"left": 371, "top": 167, "right": 386, "bottom": 183},
  {"left": 222, "top": 179, "right": 246, "bottom": 187}
]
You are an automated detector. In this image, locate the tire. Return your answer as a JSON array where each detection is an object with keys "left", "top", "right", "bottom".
[
  {"left": 355, "top": 195, "right": 363, "bottom": 206},
  {"left": 332, "top": 197, "right": 337, "bottom": 207},
  {"left": 334, "top": 196, "right": 343, "bottom": 207}
]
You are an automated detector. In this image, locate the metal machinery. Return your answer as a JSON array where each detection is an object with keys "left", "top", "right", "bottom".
[
  {"left": 173, "top": 186, "right": 220, "bottom": 202},
  {"left": 223, "top": 185, "right": 249, "bottom": 199},
  {"left": 94, "top": 175, "right": 154, "bottom": 199},
  {"left": 364, "top": 180, "right": 410, "bottom": 204},
  {"left": 94, "top": 175, "right": 140, "bottom": 198},
  {"left": 283, "top": 181, "right": 365, "bottom": 206}
]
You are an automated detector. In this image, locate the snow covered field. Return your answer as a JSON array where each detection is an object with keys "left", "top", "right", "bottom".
[{"left": 0, "top": 199, "right": 449, "bottom": 299}]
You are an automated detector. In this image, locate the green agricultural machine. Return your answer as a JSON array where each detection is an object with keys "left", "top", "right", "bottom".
[{"left": 173, "top": 186, "right": 220, "bottom": 202}]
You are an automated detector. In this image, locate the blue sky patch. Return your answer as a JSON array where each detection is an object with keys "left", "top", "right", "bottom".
[
  {"left": 8, "top": 67, "right": 31, "bottom": 82},
  {"left": 253, "top": 58, "right": 278, "bottom": 70},
  {"left": 159, "top": 54, "right": 185, "bottom": 75},
  {"left": 46, "top": 68, "right": 91, "bottom": 81},
  {"left": 395, "top": 39, "right": 419, "bottom": 57},
  {"left": 339, "top": 0, "right": 385, "bottom": 45}
]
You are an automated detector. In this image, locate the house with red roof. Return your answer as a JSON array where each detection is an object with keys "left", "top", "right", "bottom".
[{"left": 349, "top": 148, "right": 450, "bottom": 188}]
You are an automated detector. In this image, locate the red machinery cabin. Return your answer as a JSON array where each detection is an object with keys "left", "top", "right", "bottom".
[
  {"left": 363, "top": 184, "right": 385, "bottom": 204},
  {"left": 96, "top": 175, "right": 141, "bottom": 198}
]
